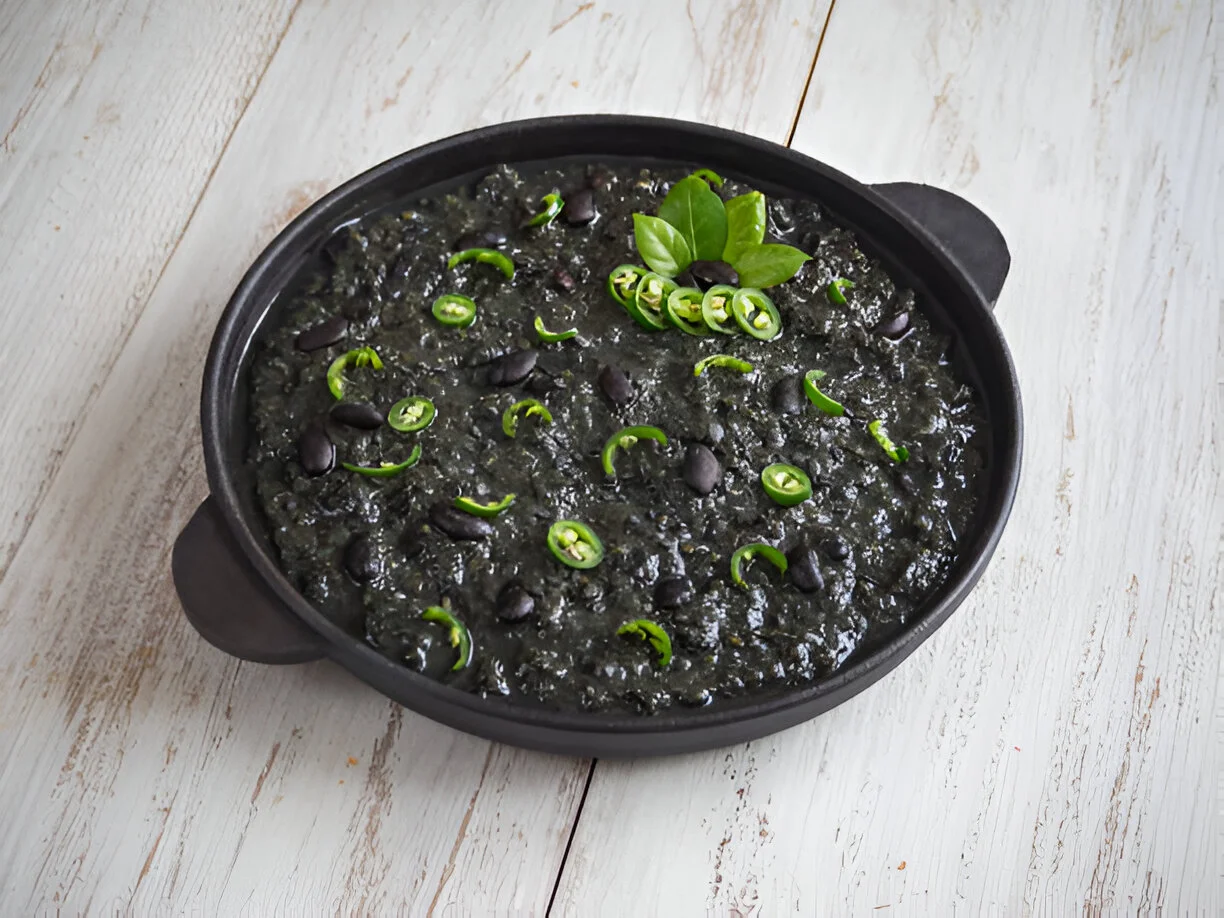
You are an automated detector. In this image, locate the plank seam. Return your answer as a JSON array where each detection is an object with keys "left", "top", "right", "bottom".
[
  {"left": 785, "top": 0, "right": 837, "bottom": 148},
  {"left": 545, "top": 759, "right": 597, "bottom": 917}
]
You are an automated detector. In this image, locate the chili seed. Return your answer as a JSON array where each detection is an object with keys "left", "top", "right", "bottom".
[
  {"left": 689, "top": 260, "right": 739, "bottom": 289},
  {"left": 563, "top": 188, "right": 597, "bottom": 226},
  {"left": 343, "top": 534, "right": 380, "bottom": 582},
  {"left": 330, "top": 401, "right": 384, "bottom": 429},
  {"left": 295, "top": 315, "right": 349, "bottom": 351},
  {"left": 455, "top": 229, "right": 508, "bottom": 250},
  {"left": 597, "top": 364, "right": 634, "bottom": 405},
  {"left": 654, "top": 577, "right": 693, "bottom": 609},
  {"left": 298, "top": 423, "right": 335, "bottom": 476},
  {"left": 496, "top": 582, "right": 536, "bottom": 623},
  {"left": 786, "top": 545, "right": 825, "bottom": 593},
  {"left": 771, "top": 375, "right": 804, "bottom": 415},
  {"left": 874, "top": 311, "right": 911, "bottom": 339},
  {"left": 428, "top": 502, "right": 494, "bottom": 541},
  {"left": 683, "top": 443, "right": 721, "bottom": 495},
  {"left": 487, "top": 349, "right": 538, "bottom": 386}
]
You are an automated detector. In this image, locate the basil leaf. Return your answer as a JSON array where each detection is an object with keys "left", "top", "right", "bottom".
[
  {"left": 731, "top": 242, "right": 811, "bottom": 288},
  {"left": 722, "top": 191, "right": 766, "bottom": 263},
  {"left": 633, "top": 213, "right": 693, "bottom": 277},
  {"left": 657, "top": 175, "right": 727, "bottom": 262}
]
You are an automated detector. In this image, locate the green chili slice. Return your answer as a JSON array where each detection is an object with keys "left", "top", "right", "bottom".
[
  {"left": 616, "top": 619, "right": 673, "bottom": 666},
  {"left": 665, "top": 287, "right": 710, "bottom": 336},
  {"left": 534, "top": 316, "right": 578, "bottom": 343},
  {"left": 730, "top": 542, "right": 789, "bottom": 588},
  {"left": 760, "top": 463, "right": 812, "bottom": 506},
  {"left": 803, "top": 369, "right": 845, "bottom": 416},
  {"left": 421, "top": 606, "right": 472, "bottom": 671},
  {"left": 627, "top": 272, "right": 675, "bottom": 331},
  {"left": 527, "top": 192, "right": 564, "bottom": 227},
  {"left": 432, "top": 294, "right": 477, "bottom": 328},
  {"left": 388, "top": 396, "right": 436, "bottom": 432},
  {"left": 607, "top": 264, "right": 648, "bottom": 309},
  {"left": 694, "top": 354, "right": 753, "bottom": 377},
  {"left": 341, "top": 443, "right": 423, "bottom": 477},
  {"left": 701, "top": 284, "right": 741, "bottom": 335},
  {"left": 691, "top": 168, "right": 725, "bottom": 188},
  {"left": 453, "top": 493, "right": 516, "bottom": 518},
  {"left": 447, "top": 247, "right": 515, "bottom": 279},
  {"left": 827, "top": 278, "right": 855, "bottom": 304},
  {"left": 731, "top": 288, "right": 782, "bottom": 340},
  {"left": 547, "top": 520, "right": 605, "bottom": 569},
  {"left": 868, "top": 419, "right": 910, "bottom": 462},
  {"left": 326, "top": 346, "right": 384, "bottom": 399},
  {"left": 601, "top": 425, "right": 668, "bottom": 476},
  {"left": 502, "top": 398, "right": 553, "bottom": 438}
]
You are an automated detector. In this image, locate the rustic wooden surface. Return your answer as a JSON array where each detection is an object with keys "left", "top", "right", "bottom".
[{"left": 0, "top": 0, "right": 1217, "bottom": 914}]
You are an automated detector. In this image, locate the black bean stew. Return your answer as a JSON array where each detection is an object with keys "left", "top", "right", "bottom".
[{"left": 247, "top": 163, "right": 986, "bottom": 715}]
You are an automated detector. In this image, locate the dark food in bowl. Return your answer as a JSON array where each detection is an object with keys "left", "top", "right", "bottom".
[{"left": 246, "top": 162, "right": 986, "bottom": 715}]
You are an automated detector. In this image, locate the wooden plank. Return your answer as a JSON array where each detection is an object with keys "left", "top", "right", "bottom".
[
  {"left": 0, "top": 0, "right": 832, "bottom": 912},
  {"left": 552, "top": 0, "right": 1221, "bottom": 913},
  {"left": 0, "top": 0, "right": 299, "bottom": 573}
]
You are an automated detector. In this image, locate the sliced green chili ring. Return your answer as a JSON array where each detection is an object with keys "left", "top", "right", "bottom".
[
  {"left": 701, "top": 284, "right": 741, "bottom": 335},
  {"left": 447, "top": 247, "right": 515, "bottom": 279},
  {"left": 827, "top": 278, "right": 855, "bottom": 304},
  {"left": 760, "top": 463, "right": 813, "bottom": 506},
  {"left": 616, "top": 619, "right": 673, "bottom": 666},
  {"left": 803, "top": 369, "right": 845, "bottom": 416},
  {"left": 326, "top": 346, "right": 384, "bottom": 400},
  {"left": 731, "top": 288, "right": 782, "bottom": 340},
  {"left": 527, "top": 192, "right": 564, "bottom": 227},
  {"left": 607, "top": 264, "right": 648, "bottom": 309},
  {"left": 502, "top": 398, "right": 554, "bottom": 438},
  {"left": 694, "top": 354, "right": 753, "bottom": 377},
  {"left": 627, "top": 272, "right": 675, "bottom": 331},
  {"left": 868, "top": 419, "right": 910, "bottom": 463},
  {"left": 691, "top": 168, "right": 725, "bottom": 188},
  {"left": 421, "top": 606, "right": 472, "bottom": 671},
  {"left": 601, "top": 425, "right": 668, "bottom": 476},
  {"left": 432, "top": 294, "right": 477, "bottom": 328},
  {"left": 730, "top": 542, "right": 789, "bottom": 589},
  {"left": 534, "top": 316, "right": 578, "bottom": 343},
  {"left": 547, "top": 520, "right": 605, "bottom": 569},
  {"left": 388, "top": 396, "right": 436, "bottom": 432},
  {"left": 665, "top": 287, "right": 710, "bottom": 336},
  {"left": 341, "top": 444, "right": 423, "bottom": 477},
  {"left": 453, "top": 493, "right": 516, "bottom": 518}
]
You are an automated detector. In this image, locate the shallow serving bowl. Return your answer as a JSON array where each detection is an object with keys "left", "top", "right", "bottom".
[{"left": 172, "top": 115, "right": 1021, "bottom": 757}]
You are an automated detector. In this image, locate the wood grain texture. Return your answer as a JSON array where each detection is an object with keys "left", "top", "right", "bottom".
[
  {"left": 0, "top": 0, "right": 299, "bottom": 574},
  {"left": 0, "top": 0, "right": 830, "bottom": 912},
  {"left": 553, "top": 0, "right": 1222, "bottom": 914}
]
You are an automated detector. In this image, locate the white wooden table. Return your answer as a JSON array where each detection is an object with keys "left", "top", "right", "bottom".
[{"left": 1, "top": 1, "right": 1218, "bottom": 913}]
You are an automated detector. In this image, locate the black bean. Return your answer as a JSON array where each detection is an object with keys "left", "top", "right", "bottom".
[
  {"left": 552, "top": 267, "right": 576, "bottom": 292},
  {"left": 597, "top": 364, "right": 634, "bottom": 405},
  {"left": 786, "top": 545, "right": 825, "bottom": 593},
  {"left": 772, "top": 375, "right": 805, "bottom": 415},
  {"left": 298, "top": 424, "right": 334, "bottom": 476},
  {"left": 822, "top": 535, "right": 851, "bottom": 562},
  {"left": 496, "top": 582, "right": 536, "bottom": 623},
  {"left": 689, "top": 260, "right": 738, "bottom": 289},
  {"left": 429, "top": 502, "right": 494, "bottom": 541},
  {"left": 487, "top": 349, "right": 538, "bottom": 386},
  {"left": 563, "top": 188, "right": 597, "bottom": 226},
  {"left": 455, "top": 229, "right": 508, "bottom": 250},
  {"left": 341, "top": 298, "right": 373, "bottom": 321},
  {"left": 330, "top": 401, "right": 384, "bottom": 429},
  {"left": 874, "top": 311, "right": 911, "bottom": 339},
  {"left": 654, "top": 577, "right": 693, "bottom": 609},
  {"left": 683, "top": 443, "right": 721, "bottom": 495},
  {"left": 295, "top": 315, "right": 349, "bottom": 351},
  {"left": 343, "top": 534, "right": 380, "bottom": 582}
]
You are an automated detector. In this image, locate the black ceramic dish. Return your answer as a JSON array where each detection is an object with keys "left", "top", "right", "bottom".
[{"left": 172, "top": 115, "right": 1021, "bottom": 757}]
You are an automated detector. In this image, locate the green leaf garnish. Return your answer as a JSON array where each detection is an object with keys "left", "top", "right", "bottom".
[
  {"left": 658, "top": 174, "right": 728, "bottom": 262},
  {"left": 722, "top": 191, "right": 766, "bottom": 264},
  {"left": 730, "top": 242, "right": 811, "bottom": 288},
  {"left": 632, "top": 213, "right": 693, "bottom": 277}
]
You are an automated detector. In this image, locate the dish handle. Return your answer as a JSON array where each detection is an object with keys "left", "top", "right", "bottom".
[
  {"left": 172, "top": 498, "right": 328, "bottom": 664},
  {"left": 870, "top": 182, "right": 1010, "bottom": 306}
]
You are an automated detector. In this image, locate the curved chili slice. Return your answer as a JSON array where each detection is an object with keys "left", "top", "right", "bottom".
[
  {"left": 502, "top": 398, "right": 553, "bottom": 438},
  {"left": 447, "top": 247, "right": 515, "bottom": 279},
  {"left": 421, "top": 606, "right": 472, "bottom": 670},
  {"left": 341, "top": 444, "right": 423, "bottom": 477},
  {"left": 616, "top": 619, "right": 673, "bottom": 666},
  {"left": 730, "top": 542, "right": 788, "bottom": 588},
  {"left": 326, "top": 346, "right": 384, "bottom": 400},
  {"left": 601, "top": 425, "right": 668, "bottom": 476}
]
